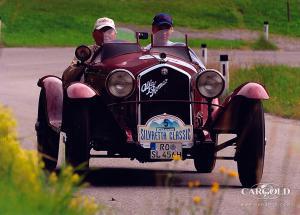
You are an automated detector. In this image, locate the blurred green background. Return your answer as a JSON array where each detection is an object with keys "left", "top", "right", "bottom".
[{"left": 1, "top": 0, "right": 300, "bottom": 46}]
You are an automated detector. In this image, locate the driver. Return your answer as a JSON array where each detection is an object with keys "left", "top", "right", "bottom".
[
  {"left": 145, "top": 13, "right": 205, "bottom": 70},
  {"left": 62, "top": 17, "right": 117, "bottom": 85}
]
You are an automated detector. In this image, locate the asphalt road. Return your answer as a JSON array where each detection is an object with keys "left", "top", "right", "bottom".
[{"left": 1, "top": 48, "right": 300, "bottom": 215}]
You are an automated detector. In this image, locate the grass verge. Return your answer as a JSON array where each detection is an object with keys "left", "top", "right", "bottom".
[
  {"left": 1, "top": 0, "right": 300, "bottom": 46},
  {"left": 138, "top": 37, "right": 249, "bottom": 49},
  {"left": 229, "top": 65, "right": 300, "bottom": 119},
  {"left": 251, "top": 36, "right": 278, "bottom": 50},
  {"left": 0, "top": 104, "right": 101, "bottom": 215},
  {"left": 188, "top": 38, "right": 248, "bottom": 49}
]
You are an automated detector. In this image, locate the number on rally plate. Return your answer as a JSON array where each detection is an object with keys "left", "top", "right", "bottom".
[{"left": 150, "top": 143, "right": 182, "bottom": 159}]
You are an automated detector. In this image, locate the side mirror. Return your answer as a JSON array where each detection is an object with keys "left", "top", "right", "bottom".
[
  {"left": 137, "top": 32, "right": 148, "bottom": 40},
  {"left": 75, "top": 45, "right": 92, "bottom": 63}
]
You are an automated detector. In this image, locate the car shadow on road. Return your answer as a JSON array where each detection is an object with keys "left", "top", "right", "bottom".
[{"left": 72, "top": 167, "right": 242, "bottom": 188}]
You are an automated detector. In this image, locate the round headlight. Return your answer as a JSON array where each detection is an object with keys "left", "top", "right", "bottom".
[
  {"left": 106, "top": 69, "right": 135, "bottom": 98},
  {"left": 196, "top": 69, "right": 225, "bottom": 99},
  {"left": 75, "top": 45, "right": 92, "bottom": 63}
]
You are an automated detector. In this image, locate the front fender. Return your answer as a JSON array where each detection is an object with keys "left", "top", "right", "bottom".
[
  {"left": 37, "top": 76, "right": 63, "bottom": 130},
  {"left": 211, "top": 82, "right": 269, "bottom": 133},
  {"left": 235, "top": 82, "right": 269, "bottom": 100},
  {"left": 66, "top": 82, "right": 98, "bottom": 99}
]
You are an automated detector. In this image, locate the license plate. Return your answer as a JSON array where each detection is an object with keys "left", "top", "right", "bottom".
[{"left": 150, "top": 143, "right": 182, "bottom": 160}]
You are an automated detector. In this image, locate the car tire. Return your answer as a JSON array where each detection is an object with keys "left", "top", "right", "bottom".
[
  {"left": 236, "top": 99, "right": 265, "bottom": 188},
  {"left": 65, "top": 102, "right": 90, "bottom": 168},
  {"left": 36, "top": 89, "right": 59, "bottom": 171},
  {"left": 193, "top": 142, "right": 216, "bottom": 173},
  {"left": 194, "top": 157, "right": 216, "bottom": 173}
]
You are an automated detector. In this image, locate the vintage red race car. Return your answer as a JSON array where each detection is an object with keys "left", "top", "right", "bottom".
[{"left": 36, "top": 29, "right": 269, "bottom": 187}]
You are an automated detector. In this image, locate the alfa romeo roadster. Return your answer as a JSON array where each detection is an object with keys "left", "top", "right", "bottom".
[{"left": 35, "top": 29, "right": 269, "bottom": 187}]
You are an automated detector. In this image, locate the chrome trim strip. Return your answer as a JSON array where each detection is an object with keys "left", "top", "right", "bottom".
[
  {"left": 139, "top": 54, "right": 198, "bottom": 73},
  {"left": 138, "top": 63, "right": 192, "bottom": 78},
  {"left": 165, "top": 57, "right": 197, "bottom": 73},
  {"left": 105, "top": 68, "right": 136, "bottom": 98}
]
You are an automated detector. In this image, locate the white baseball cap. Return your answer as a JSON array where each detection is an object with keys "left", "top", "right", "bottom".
[{"left": 94, "top": 17, "right": 116, "bottom": 31}]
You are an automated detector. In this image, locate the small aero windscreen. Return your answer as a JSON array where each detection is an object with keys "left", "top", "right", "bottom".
[
  {"left": 149, "top": 46, "right": 192, "bottom": 62},
  {"left": 101, "top": 42, "right": 142, "bottom": 61}
]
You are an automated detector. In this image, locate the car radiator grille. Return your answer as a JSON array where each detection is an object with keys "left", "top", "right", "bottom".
[{"left": 139, "top": 66, "right": 191, "bottom": 125}]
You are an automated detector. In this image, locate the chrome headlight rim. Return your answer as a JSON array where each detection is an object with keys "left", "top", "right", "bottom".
[
  {"left": 196, "top": 69, "right": 225, "bottom": 99},
  {"left": 105, "top": 69, "right": 136, "bottom": 98}
]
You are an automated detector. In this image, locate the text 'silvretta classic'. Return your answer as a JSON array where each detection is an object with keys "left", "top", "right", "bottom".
[{"left": 35, "top": 29, "right": 269, "bottom": 187}]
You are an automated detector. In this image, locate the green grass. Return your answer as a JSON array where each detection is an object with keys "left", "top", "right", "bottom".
[
  {"left": 229, "top": 65, "right": 300, "bottom": 119},
  {"left": 251, "top": 36, "right": 278, "bottom": 50},
  {"left": 188, "top": 38, "right": 248, "bottom": 49},
  {"left": 138, "top": 37, "right": 249, "bottom": 49},
  {"left": 1, "top": 0, "right": 300, "bottom": 46}
]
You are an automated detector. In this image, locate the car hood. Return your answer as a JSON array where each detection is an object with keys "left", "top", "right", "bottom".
[{"left": 100, "top": 52, "right": 198, "bottom": 77}]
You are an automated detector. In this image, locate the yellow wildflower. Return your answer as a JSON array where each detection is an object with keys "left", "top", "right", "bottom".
[
  {"left": 71, "top": 173, "right": 80, "bottom": 184},
  {"left": 69, "top": 198, "right": 78, "bottom": 209},
  {"left": 39, "top": 160, "right": 45, "bottom": 169},
  {"left": 219, "top": 166, "right": 226, "bottom": 174},
  {"left": 188, "top": 181, "right": 194, "bottom": 188},
  {"left": 78, "top": 196, "right": 99, "bottom": 214},
  {"left": 211, "top": 182, "right": 219, "bottom": 193},
  {"left": 49, "top": 172, "right": 58, "bottom": 184},
  {"left": 192, "top": 196, "right": 202, "bottom": 204},
  {"left": 227, "top": 170, "right": 238, "bottom": 178},
  {"left": 194, "top": 180, "right": 200, "bottom": 187},
  {"left": 172, "top": 154, "right": 182, "bottom": 161},
  {"left": 188, "top": 180, "right": 200, "bottom": 188},
  {"left": 84, "top": 201, "right": 98, "bottom": 214},
  {"left": 62, "top": 166, "right": 73, "bottom": 177}
]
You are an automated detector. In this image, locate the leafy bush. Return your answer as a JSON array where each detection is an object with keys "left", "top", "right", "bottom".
[{"left": 0, "top": 104, "right": 100, "bottom": 215}]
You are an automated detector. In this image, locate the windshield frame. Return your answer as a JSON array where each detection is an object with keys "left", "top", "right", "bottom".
[{"left": 149, "top": 45, "right": 193, "bottom": 62}]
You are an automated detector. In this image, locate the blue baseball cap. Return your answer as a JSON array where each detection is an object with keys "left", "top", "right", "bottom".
[{"left": 152, "top": 13, "right": 173, "bottom": 27}]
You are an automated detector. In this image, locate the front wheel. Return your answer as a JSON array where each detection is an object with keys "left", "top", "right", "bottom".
[
  {"left": 236, "top": 100, "right": 265, "bottom": 188},
  {"left": 193, "top": 143, "right": 216, "bottom": 173},
  {"left": 194, "top": 157, "right": 216, "bottom": 173},
  {"left": 65, "top": 101, "right": 90, "bottom": 168}
]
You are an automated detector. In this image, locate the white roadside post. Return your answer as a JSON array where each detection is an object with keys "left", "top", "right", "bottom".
[
  {"left": 264, "top": 21, "right": 269, "bottom": 40},
  {"left": 220, "top": 55, "right": 229, "bottom": 95},
  {"left": 200, "top": 43, "right": 207, "bottom": 66}
]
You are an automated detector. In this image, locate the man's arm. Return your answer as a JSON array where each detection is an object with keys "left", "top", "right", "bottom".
[
  {"left": 62, "top": 64, "right": 85, "bottom": 87},
  {"left": 62, "top": 44, "right": 99, "bottom": 87}
]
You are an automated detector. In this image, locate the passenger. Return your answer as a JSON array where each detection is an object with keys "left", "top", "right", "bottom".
[
  {"left": 145, "top": 13, "right": 205, "bottom": 70},
  {"left": 62, "top": 17, "right": 117, "bottom": 85},
  {"left": 145, "top": 13, "right": 175, "bottom": 48}
]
